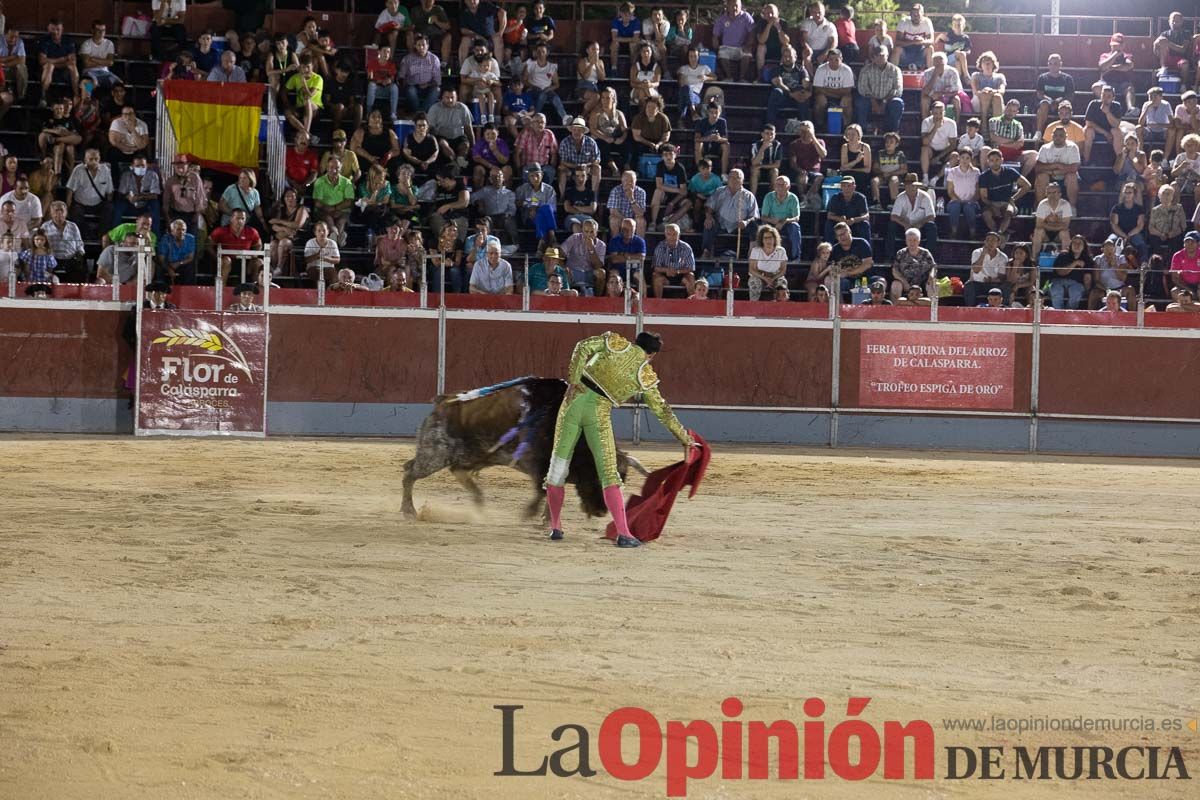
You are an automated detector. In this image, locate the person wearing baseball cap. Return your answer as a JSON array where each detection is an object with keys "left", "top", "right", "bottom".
[
  {"left": 981, "top": 286, "right": 1006, "bottom": 308},
  {"left": 862, "top": 277, "right": 893, "bottom": 305},
  {"left": 1098, "top": 32, "right": 1136, "bottom": 113},
  {"left": 1172, "top": 231, "right": 1200, "bottom": 299},
  {"left": 320, "top": 127, "right": 361, "bottom": 185}
]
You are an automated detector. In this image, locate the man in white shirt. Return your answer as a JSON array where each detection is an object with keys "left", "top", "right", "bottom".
[
  {"left": 799, "top": 2, "right": 838, "bottom": 64},
  {"left": 1030, "top": 182, "right": 1072, "bottom": 257},
  {"left": 0, "top": 178, "right": 44, "bottom": 229},
  {"left": 893, "top": 3, "right": 934, "bottom": 69},
  {"left": 887, "top": 173, "right": 936, "bottom": 257},
  {"left": 919, "top": 101, "right": 957, "bottom": 184},
  {"left": 944, "top": 147, "right": 981, "bottom": 238},
  {"left": 65, "top": 147, "right": 114, "bottom": 237},
  {"left": 150, "top": 0, "right": 188, "bottom": 61},
  {"left": 468, "top": 241, "right": 514, "bottom": 294},
  {"left": 1034, "top": 124, "right": 1081, "bottom": 205},
  {"left": 965, "top": 230, "right": 1010, "bottom": 306},
  {"left": 78, "top": 21, "right": 121, "bottom": 89},
  {"left": 812, "top": 48, "right": 853, "bottom": 128},
  {"left": 920, "top": 52, "right": 962, "bottom": 117}
]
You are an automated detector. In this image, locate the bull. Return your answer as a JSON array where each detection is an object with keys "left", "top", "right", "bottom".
[{"left": 401, "top": 377, "right": 646, "bottom": 519}]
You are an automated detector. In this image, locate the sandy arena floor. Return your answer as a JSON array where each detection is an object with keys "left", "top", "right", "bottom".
[{"left": 0, "top": 435, "right": 1197, "bottom": 799}]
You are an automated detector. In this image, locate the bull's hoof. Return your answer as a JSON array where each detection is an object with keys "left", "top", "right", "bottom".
[
  {"left": 615, "top": 535, "right": 642, "bottom": 548},
  {"left": 549, "top": 528, "right": 564, "bottom": 541},
  {"left": 401, "top": 505, "right": 417, "bottom": 519}
]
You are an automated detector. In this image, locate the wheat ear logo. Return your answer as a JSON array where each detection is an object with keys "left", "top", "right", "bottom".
[{"left": 153, "top": 325, "right": 255, "bottom": 382}]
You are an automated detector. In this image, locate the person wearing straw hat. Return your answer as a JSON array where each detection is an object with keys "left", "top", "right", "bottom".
[
  {"left": 545, "top": 330, "right": 694, "bottom": 548},
  {"left": 557, "top": 116, "right": 601, "bottom": 198},
  {"left": 528, "top": 246, "right": 575, "bottom": 296}
]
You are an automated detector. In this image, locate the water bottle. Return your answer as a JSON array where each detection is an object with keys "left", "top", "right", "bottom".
[
  {"left": 366, "top": 229, "right": 376, "bottom": 249},
  {"left": 936, "top": 196, "right": 945, "bottom": 214}
]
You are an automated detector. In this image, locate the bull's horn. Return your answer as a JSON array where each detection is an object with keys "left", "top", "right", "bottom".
[{"left": 625, "top": 455, "right": 649, "bottom": 476}]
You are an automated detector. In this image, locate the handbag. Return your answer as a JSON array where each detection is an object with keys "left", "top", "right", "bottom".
[{"left": 121, "top": 14, "right": 151, "bottom": 39}]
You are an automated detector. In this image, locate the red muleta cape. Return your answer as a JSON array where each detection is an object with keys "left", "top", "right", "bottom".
[{"left": 605, "top": 431, "right": 711, "bottom": 542}]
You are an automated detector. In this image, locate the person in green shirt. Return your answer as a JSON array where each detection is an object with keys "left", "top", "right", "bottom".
[
  {"left": 313, "top": 156, "right": 355, "bottom": 245},
  {"left": 759, "top": 175, "right": 802, "bottom": 261},
  {"left": 284, "top": 55, "right": 324, "bottom": 137},
  {"left": 545, "top": 330, "right": 694, "bottom": 548},
  {"left": 105, "top": 214, "right": 157, "bottom": 249},
  {"left": 686, "top": 158, "right": 724, "bottom": 232},
  {"left": 527, "top": 246, "right": 574, "bottom": 294},
  {"left": 357, "top": 163, "right": 396, "bottom": 231}
]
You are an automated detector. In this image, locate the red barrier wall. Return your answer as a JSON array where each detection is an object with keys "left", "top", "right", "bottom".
[
  {"left": 0, "top": 309, "right": 128, "bottom": 399},
  {"left": 267, "top": 315, "right": 439, "bottom": 404},
  {"left": 4, "top": 308, "right": 1200, "bottom": 422},
  {"left": 1038, "top": 335, "right": 1200, "bottom": 419}
]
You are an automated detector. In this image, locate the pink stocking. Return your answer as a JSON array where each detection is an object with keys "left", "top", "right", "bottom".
[
  {"left": 603, "top": 485, "right": 631, "bottom": 539},
  {"left": 545, "top": 484, "right": 565, "bottom": 530}
]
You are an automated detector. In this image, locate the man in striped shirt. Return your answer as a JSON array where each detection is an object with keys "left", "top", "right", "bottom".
[
  {"left": 988, "top": 98, "right": 1026, "bottom": 162},
  {"left": 514, "top": 113, "right": 558, "bottom": 184},
  {"left": 557, "top": 117, "right": 601, "bottom": 197},
  {"left": 39, "top": 201, "right": 85, "bottom": 280},
  {"left": 651, "top": 223, "right": 696, "bottom": 297},
  {"left": 605, "top": 170, "right": 647, "bottom": 235}
]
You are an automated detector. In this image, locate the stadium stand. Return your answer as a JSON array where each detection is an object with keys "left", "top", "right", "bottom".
[{"left": 1, "top": 1, "right": 1199, "bottom": 311}]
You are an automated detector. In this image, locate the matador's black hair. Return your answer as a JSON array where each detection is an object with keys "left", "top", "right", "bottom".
[{"left": 635, "top": 331, "right": 662, "bottom": 354}]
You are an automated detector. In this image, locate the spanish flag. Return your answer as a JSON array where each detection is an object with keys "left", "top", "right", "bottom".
[{"left": 161, "top": 81, "right": 263, "bottom": 175}]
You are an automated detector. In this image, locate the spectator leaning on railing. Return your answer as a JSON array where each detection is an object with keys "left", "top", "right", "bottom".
[
  {"left": 40, "top": 200, "right": 83, "bottom": 280},
  {"left": 469, "top": 240, "right": 513, "bottom": 295},
  {"left": 651, "top": 223, "right": 695, "bottom": 298},
  {"left": 965, "top": 231, "right": 1010, "bottom": 307}
]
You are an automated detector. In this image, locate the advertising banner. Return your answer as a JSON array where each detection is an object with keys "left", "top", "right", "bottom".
[
  {"left": 858, "top": 330, "right": 1016, "bottom": 410},
  {"left": 136, "top": 310, "right": 268, "bottom": 435}
]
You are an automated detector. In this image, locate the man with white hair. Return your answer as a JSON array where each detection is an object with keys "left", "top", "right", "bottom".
[
  {"left": 605, "top": 170, "right": 647, "bottom": 236},
  {"left": 40, "top": 200, "right": 85, "bottom": 280},
  {"left": 469, "top": 240, "right": 514, "bottom": 294},
  {"left": 561, "top": 218, "right": 607, "bottom": 295},
  {"left": 207, "top": 49, "right": 246, "bottom": 82},
  {"left": 701, "top": 168, "right": 758, "bottom": 259},
  {"left": 760, "top": 174, "right": 802, "bottom": 261},
  {"left": 651, "top": 222, "right": 696, "bottom": 297}
]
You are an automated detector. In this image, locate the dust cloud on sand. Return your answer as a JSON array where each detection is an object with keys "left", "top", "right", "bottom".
[{"left": 0, "top": 435, "right": 1197, "bottom": 799}]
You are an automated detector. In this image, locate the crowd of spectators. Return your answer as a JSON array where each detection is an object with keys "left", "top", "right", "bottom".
[{"left": 3, "top": 2, "right": 1200, "bottom": 311}]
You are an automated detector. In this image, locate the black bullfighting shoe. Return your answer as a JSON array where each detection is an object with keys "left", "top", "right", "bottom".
[
  {"left": 615, "top": 535, "right": 642, "bottom": 548},
  {"left": 549, "top": 529, "right": 564, "bottom": 541}
]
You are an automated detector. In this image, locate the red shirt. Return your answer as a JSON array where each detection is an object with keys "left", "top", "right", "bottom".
[
  {"left": 834, "top": 19, "right": 856, "bottom": 47},
  {"left": 368, "top": 61, "right": 397, "bottom": 84},
  {"left": 286, "top": 146, "right": 319, "bottom": 183},
  {"left": 211, "top": 224, "right": 262, "bottom": 251},
  {"left": 1171, "top": 247, "right": 1200, "bottom": 285}
]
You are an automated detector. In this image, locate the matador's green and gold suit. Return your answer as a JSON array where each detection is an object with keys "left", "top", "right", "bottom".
[{"left": 545, "top": 332, "right": 692, "bottom": 488}]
